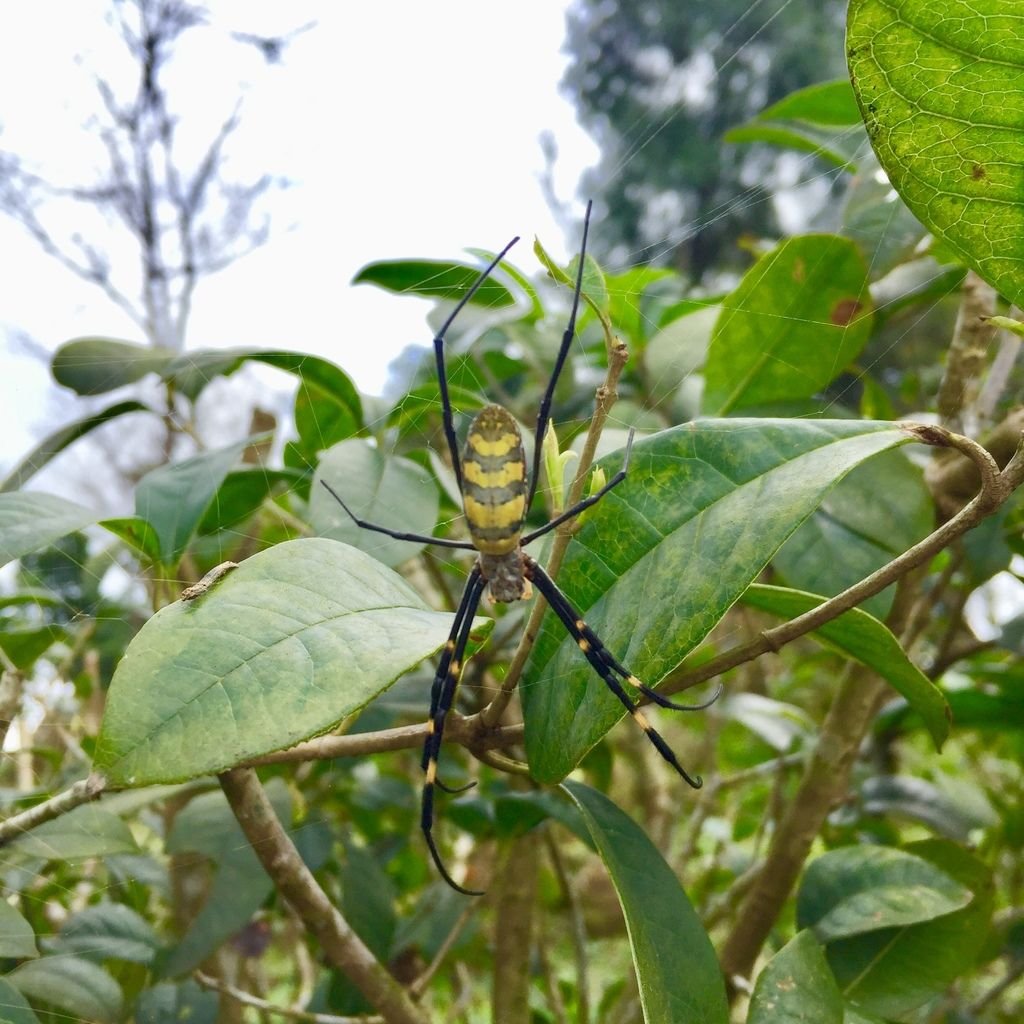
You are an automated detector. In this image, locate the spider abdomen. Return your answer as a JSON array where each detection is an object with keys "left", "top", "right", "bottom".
[{"left": 462, "top": 404, "right": 527, "bottom": 556}]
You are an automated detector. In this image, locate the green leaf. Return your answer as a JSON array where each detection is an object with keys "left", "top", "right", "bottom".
[
  {"left": 703, "top": 236, "right": 873, "bottom": 415},
  {"left": 0, "top": 625, "right": 68, "bottom": 672},
  {"left": 522, "top": 419, "right": 914, "bottom": 783},
  {"left": 134, "top": 438, "right": 252, "bottom": 565},
  {"left": 1, "top": 401, "right": 151, "bottom": 492},
  {"left": 98, "top": 516, "right": 164, "bottom": 563},
  {"left": 93, "top": 538, "right": 459, "bottom": 786},
  {"left": 643, "top": 306, "right": 717, "bottom": 417},
  {"left": 353, "top": 258, "right": 516, "bottom": 307},
  {"left": 860, "top": 775, "right": 996, "bottom": 840},
  {"left": 797, "top": 845, "right": 971, "bottom": 943},
  {"left": 9, "top": 956, "right": 123, "bottom": 1024},
  {"left": 51, "top": 338, "right": 174, "bottom": 395},
  {"left": 47, "top": 903, "right": 158, "bottom": 964},
  {"left": 822, "top": 840, "right": 993, "bottom": 1016},
  {"left": 748, "top": 930, "right": 843, "bottom": 1024},
  {"left": 534, "top": 235, "right": 608, "bottom": 316},
  {"left": 0, "top": 901, "right": 38, "bottom": 958},
  {"left": 0, "top": 979, "right": 40, "bottom": 1024},
  {"left": 4, "top": 805, "right": 138, "bottom": 862},
  {"left": 848, "top": 0, "right": 1024, "bottom": 307},
  {"left": 0, "top": 493, "right": 97, "bottom": 569},
  {"left": 160, "top": 783, "right": 289, "bottom": 977},
  {"left": 773, "top": 449, "right": 932, "bottom": 619},
  {"left": 563, "top": 782, "right": 728, "bottom": 1024},
  {"left": 311, "top": 440, "right": 441, "bottom": 567},
  {"left": 759, "top": 80, "right": 863, "bottom": 126},
  {"left": 739, "top": 584, "right": 950, "bottom": 749},
  {"left": 721, "top": 693, "right": 815, "bottom": 753},
  {"left": 725, "top": 123, "right": 859, "bottom": 171},
  {"left": 196, "top": 468, "right": 302, "bottom": 535}
]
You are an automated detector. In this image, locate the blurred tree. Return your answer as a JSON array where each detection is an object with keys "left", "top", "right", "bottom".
[
  {"left": 563, "top": 0, "right": 847, "bottom": 281},
  {"left": 0, "top": 0, "right": 293, "bottom": 351}
]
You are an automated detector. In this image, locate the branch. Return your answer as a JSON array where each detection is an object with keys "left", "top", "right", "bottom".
[
  {"left": 719, "top": 571, "right": 922, "bottom": 990},
  {"left": 659, "top": 422, "right": 1022, "bottom": 699},
  {"left": 0, "top": 774, "right": 106, "bottom": 846},
  {"left": 218, "top": 768, "right": 428, "bottom": 1024},
  {"left": 195, "top": 972, "right": 381, "bottom": 1024},
  {"left": 243, "top": 720, "right": 524, "bottom": 767},
  {"left": 936, "top": 270, "right": 996, "bottom": 434}
]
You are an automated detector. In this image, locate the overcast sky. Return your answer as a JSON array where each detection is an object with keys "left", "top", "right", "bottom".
[{"left": 0, "top": 1, "right": 599, "bottom": 471}]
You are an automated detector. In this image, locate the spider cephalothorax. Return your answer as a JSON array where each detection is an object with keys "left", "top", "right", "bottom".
[{"left": 322, "top": 202, "right": 717, "bottom": 894}]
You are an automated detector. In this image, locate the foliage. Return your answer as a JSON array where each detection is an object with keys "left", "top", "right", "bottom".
[
  {"left": 2, "top": 1, "right": 1024, "bottom": 1022},
  {"left": 562, "top": 0, "right": 849, "bottom": 279}
]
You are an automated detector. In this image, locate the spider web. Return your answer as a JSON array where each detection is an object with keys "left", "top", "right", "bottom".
[{"left": 0, "top": 0, "right": 997, "bottom": 1014}]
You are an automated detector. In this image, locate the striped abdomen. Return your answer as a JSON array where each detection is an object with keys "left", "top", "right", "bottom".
[{"left": 462, "top": 405, "right": 527, "bottom": 555}]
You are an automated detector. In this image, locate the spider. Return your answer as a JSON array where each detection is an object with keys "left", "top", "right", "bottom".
[{"left": 322, "top": 202, "right": 716, "bottom": 894}]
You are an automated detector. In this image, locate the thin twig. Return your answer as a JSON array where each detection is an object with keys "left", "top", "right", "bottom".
[
  {"left": 244, "top": 721, "right": 523, "bottom": 767},
  {"left": 409, "top": 901, "right": 480, "bottom": 999},
  {"left": 479, "top": 331, "right": 630, "bottom": 730},
  {"left": 0, "top": 774, "right": 106, "bottom": 846},
  {"left": 967, "top": 956, "right": 1024, "bottom": 1015},
  {"left": 660, "top": 423, "right": 1022, "bottom": 699},
  {"left": 195, "top": 971, "right": 381, "bottom": 1023}
]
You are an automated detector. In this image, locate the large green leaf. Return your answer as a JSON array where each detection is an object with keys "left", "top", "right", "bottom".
[
  {"left": 51, "top": 338, "right": 174, "bottom": 395},
  {"left": 354, "top": 257, "right": 517, "bottom": 307},
  {"left": 797, "top": 845, "right": 971, "bottom": 943},
  {"left": 311, "top": 440, "right": 441, "bottom": 567},
  {"left": 133, "top": 438, "right": 253, "bottom": 566},
  {"left": 9, "top": 956, "right": 123, "bottom": 1024},
  {"left": 703, "top": 236, "right": 873, "bottom": 415},
  {"left": 563, "top": 782, "right": 728, "bottom": 1024},
  {"left": 1, "top": 401, "right": 151, "bottom": 492},
  {"left": 848, "top": 0, "right": 1024, "bottom": 307},
  {"left": 522, "top": 419, "right": 913, "bottom": 783},
  {"left": 740, "top": 584, "right": 949, "bottom": 749},
  {"left": 93, "top": 538, "right": 461, "bottom": 786},
  {"left": 748, "top": 930, "right": 843, "bottom": 1024},
  {"left": 0, "top": 493, "right": 97, "bottom": 569},
  {"left": 773, "top": 449, "right": 932, "bottom": 619},
  {"left": 820, "top": 840, "right": 993, "bottom": 1016}
]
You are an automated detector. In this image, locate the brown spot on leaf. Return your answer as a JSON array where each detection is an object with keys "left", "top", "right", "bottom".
[
  {"left": 831, "top": 298, "right": 863, "bottom": 326},
  {"left": 792, "top": 258, "right": 806, "bottom": 284},
  {"left": 972, "top": 163, "right": 986, "bottom": 180}
]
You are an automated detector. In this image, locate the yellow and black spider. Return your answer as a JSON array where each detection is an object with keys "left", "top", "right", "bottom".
[{"left": 322, "top": 203, "right": 714, "bottom": 894}]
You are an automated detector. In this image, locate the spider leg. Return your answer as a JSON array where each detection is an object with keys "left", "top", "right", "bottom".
[
  {"left": 423, "top": 565, "right": 484, "bottom": 795},
  {"left": 526, "top": 199, "right": 593, "bottom": 513},
  {"left": 434, "top": 236, "right": 520, "bottom": 493},
  {"left": 521, "top": 428, "right": 634, "bottom": 546},
  {"left": 421, "top": 566, "right": 488, "bottom": 896},
  {"left": 524, "top": 556, "right": 705, "bottom": 789},
  {"left": 319, "top": 479, "right": 475, "bottom": 551}
]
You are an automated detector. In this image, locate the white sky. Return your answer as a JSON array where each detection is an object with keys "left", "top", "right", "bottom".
[{"left": 0, "top": 1, "right": 599, "bottom": 472}]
